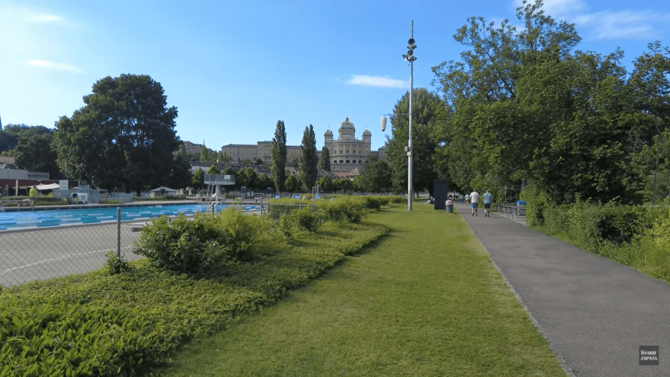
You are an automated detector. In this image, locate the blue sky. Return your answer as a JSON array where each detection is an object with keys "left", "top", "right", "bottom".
[{"left": 1, "top": 0, "right": 669, "bottom": 152}]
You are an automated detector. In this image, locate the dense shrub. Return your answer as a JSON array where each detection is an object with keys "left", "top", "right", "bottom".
[
  {"left": 134, "top": 209, "right": 262, "bottom": 273},
  {"left": 105, "top": 251, "right": 132, "bottom": 275},
  {"left": 292, "top": 208, "right": 326, "bottom": 233},
  {"left": 0, "top": 297, "right": 157, "bottom": 377},
  {"left": 522, "top": 186, "right": 670, "bottom": 281}
]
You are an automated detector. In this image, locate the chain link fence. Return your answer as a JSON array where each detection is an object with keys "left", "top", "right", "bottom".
[{"left": 0, "top": 214, "right": 155, "bottom": 287}]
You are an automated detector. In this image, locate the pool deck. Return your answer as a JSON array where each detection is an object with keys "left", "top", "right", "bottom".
[{"left": 1, "top": 198, "right": 268, "bottom": 212}]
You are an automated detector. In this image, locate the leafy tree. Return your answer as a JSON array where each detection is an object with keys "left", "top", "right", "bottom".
[
  {"left": 352, "top": 176, "right": 363, "bottom": 192},
  {"left": 318, "top": 146, "right": 331, "bottom": 172},
  {"left": 244, "top": 167, "right": 258, "bottom": 190},
  {"left": 429, "top": 0, "right": 669, "bottom": 205},
  {"left": 170, "top": 154, "right": 192, "bottom": 189},
  {"left": 253, "top": 158, "right": 263, "bottom": 165},
  {"left": 199, "top": 146, "right": 217, "bottom": 162},
  {"left": 222, "top": 166, "right": 235, "bottom": 175},
  {"left": 300, "top": 125, "right": 318, "bottom": 191},
  {"left": 207, "top": 165, "right": 220, "bottom": 175},
  {"left": 289, "top": 153, "right": 301, "bottom": 167},
  {"left": 385, "top": 88, "right": 444, "bottom": 196},
  {"left": 192, "top": 168, "right": 205, "bottom": 190},
  {"left": 14, "top": 134, "right": 63, "bottom": 178},
  {"left": 271, "top": 120, "right": 287, "bottom": 192},
  {"left": 0, "top": 124, "right": 52, "bottom": 155},
  {"left": 359, "top": 155, "right": 392, "bottom": 193},
  {"left": 241, "top": 159, "right": 253, "bottom": 165},
  {"left": 318, "top": 174, "right": 333, "bottom": 192},
  {"left": 217, "top": 150, "right": 232, "bottom": 162},
  {"left": 284, "top": 174, "right": 300, "bottom": 192},
  {"left": 52, "top": 74, "right": 181, "bottom": 194},
  {"left": 235, "top": 168, "right": 247, "bottom": 189},
  {"left": 334, "top": 178, "right": 353, "bottom": 192}
]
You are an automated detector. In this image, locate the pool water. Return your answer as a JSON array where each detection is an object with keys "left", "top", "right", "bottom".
[{"left": 0, "top": 204, "right": 260, "bottom": 231}]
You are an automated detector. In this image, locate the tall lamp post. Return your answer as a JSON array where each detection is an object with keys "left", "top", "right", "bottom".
[
  {"left": 380, "top": 21, "right": 416, "bottom": 211},
  {"left": 404, "top": 21, "right": 416, "bottom": 211}
]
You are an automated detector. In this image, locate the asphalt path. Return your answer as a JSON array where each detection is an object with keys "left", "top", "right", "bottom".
[
  {"left": 0, "top": 222, "right": 143, "bottom": 287},
  {"left": 457, "top": 203, "right": 670, "bottom": 377}
]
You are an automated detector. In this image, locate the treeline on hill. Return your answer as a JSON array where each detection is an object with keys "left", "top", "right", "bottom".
[
  {"left": 0, "top": 124, "right": 64, "bottom": 179},
  {"left": 0, "top": 196, "right": 398, "bottom": 376},
  {"left": 375, "top": 1, "right": 670, "bottom": 277}
]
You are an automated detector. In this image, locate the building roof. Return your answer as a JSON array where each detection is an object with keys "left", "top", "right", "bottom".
[
  {"left": 339, "top": 117, "right": 355, "bottom": 130},
  {"left": 151, "top": 186, "right": 176, "bottom": 192},
  {"left": 221, "top": 143, "right": 257, "bottom": 148}
]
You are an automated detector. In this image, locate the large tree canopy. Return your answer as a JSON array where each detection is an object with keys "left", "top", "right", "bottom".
[
  {"left": 359, "top": 154, "right": 392, "bottom": 193},
  {"left": 14, "top": 133, "right": 63, "bottom": 179},
  {"left": 0, "top": 124, "right": 52, "bottom": 155},
  {"left": 431, "top": 0, "right": 670, "bottom": 204},
  {"left": 385, "top": 88, "right": 445, "bottom": 196},
  {"left": 52, "top": 74, "right": 187, "bottom": 193}
]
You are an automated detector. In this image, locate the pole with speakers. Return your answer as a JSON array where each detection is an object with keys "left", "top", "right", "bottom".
[{"left": 402, "top": 22, "right": 416, "bottom": 211}]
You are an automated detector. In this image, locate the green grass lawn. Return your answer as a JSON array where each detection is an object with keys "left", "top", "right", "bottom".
[{"left": 159, "top": 205, "right": 565, "bottom": 377}]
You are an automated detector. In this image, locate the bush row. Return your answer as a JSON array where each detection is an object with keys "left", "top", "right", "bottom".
[
  {"left": 0, "top": 197, "right": 390, "bottom": 376},
  {"left": 522, "top": 186, "right": 670, "bottom": 280}
]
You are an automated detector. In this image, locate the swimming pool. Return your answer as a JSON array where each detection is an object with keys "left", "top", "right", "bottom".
[{"left": 0, "top": 204, "right": 260, "bottom": 231}]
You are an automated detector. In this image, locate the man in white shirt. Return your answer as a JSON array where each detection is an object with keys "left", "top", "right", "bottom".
[{"left": 470, "top": 190, "right": 480, "bottom": 216}]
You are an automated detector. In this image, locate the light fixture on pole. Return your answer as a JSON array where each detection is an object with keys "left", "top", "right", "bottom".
[{"left": 402, "top": 21, "right": 416, "bottom": 211}]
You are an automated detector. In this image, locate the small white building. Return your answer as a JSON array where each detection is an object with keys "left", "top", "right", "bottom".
[{"left": 150, "top": 186, "right": 177, "bottom": 198}]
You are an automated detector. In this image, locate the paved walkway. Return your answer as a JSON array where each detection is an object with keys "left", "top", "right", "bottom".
[{"left": 457, "top": 203, "right": 670, "bottom": 377}]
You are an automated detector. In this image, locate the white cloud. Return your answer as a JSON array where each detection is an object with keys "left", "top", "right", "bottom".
[
  {"left": 575, "top": 10, "right": 670, "bottom": 40},
  {"left": 514, "top": 0, "right": 587, "bottom": 19},
  {"left": 26, "top": 60, "right": 81, "bottom": 73},
  {"left": 26, "top": 13, "right": 64, "bottom": 23},
  {"left": 347, "top": 75, "right": 408, "bottom": 88},
  {"left": 512, "top": 0, "right": 670, "bottom": 40}
]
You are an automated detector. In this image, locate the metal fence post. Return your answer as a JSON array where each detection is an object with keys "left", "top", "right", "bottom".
[{"left": 117, "top": 207, "right": 121, "bottom": 258}]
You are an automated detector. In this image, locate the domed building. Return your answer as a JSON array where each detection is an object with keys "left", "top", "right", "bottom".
[{"left": 325, "top": 117, "right": 372, "bottom": 173}]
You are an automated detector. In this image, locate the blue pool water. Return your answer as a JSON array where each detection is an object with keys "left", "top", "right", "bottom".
[{"left": 0, "top": 204, "right": 260, "bottom": 231}]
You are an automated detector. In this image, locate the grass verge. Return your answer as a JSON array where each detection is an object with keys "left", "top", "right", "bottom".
[
  {"left": 159, "top": 205, "right": 565, "bottom": 377},
  {"left": 0, "top": 218, "right": 387, "bottom": 377}
]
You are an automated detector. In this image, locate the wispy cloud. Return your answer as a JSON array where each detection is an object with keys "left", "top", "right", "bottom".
[
  {"left": 514, "top": 0, "right": 587, "bottom": 19},
  {"left": 26, "top": 60, "right": 81, "bottom": 73},
  {"left": 513, "top": 0, "right": 670, "bottom": 40},
  {"left": 26, "top": 13, "right": 64, "bottom": 24},
  {"left": 347, "top": 75, "right": 408, "bottom": 88},
  {"left": 575, "top": 10, "right": 670, "bottom": 40}
]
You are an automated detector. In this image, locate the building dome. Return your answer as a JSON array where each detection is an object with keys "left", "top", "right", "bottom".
[
  {"left": 362, "top": 129, "right": 371, "bottom": 135},
  {"left": 339, "top": 117, "right": 355, "bottom": 130},
  {"left": 325, "top": 128, "right": 333, "bottom": 135}
]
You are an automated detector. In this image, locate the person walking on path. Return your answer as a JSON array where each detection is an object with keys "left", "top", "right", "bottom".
[
  {"left": 459, "top": 194, "right": 464, "bottom": 204},
  {"left": 470, "top": 190, "right": 480, "bottom": 216},
  {"left": 483, "top": 190, "right": 493, "bottom": 217},
  {"left": 464, "top": 193, "right": 470, "bottom": 204}
]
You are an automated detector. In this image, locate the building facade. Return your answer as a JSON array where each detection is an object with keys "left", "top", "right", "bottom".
[
  {"left": 219, "top": 117, "right": 382, "bottom": 174},
  {"left": 222, "top": 142, "right": 302, "bottom": 164},
  {"left": 325, "top": 117, "right": 371, "bottom": 173},
  {"left": 182, "top": 141, "right": 203, "bottom": 156}
]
